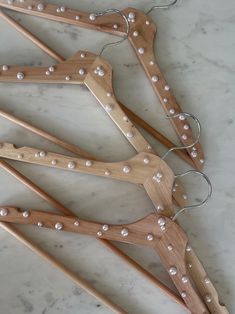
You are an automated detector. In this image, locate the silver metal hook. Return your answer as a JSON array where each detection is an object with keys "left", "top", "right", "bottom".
[
  {"left": 172, "top": 170, "right": 212, "bottom": 220},
  {"left": 146, "top": 0, "right": 178, "bottom": 15},
  {"left": 91, "top": 9, "right": 130, "bottom": 56},
  {"left": 161, "top": 112, "right": 201, "bottom": 160}
]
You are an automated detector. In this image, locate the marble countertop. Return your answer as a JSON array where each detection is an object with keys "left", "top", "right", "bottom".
[{"left": 0, "top": 0, "right": 234, "bottom": 313}]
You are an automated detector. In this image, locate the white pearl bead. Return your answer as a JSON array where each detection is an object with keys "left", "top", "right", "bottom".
[
  {"left": 149, "top": 61, "right": 155, "bottom": 65},
  {"left": 89, "top": 13, "right": 96, "bottom": 21},
  {"left": 55, "top": 222, "right": 63, "bottom": 230},
  {"left": 182, "top": 276, "right": 189, "bottom": 284},
  {"left": 0, "top": 208, "right": 9, "bottom": 217},
  {"left": 17, "top": 72, "right": 25, "bottom": 80},
  {"left": 200, "top": 159, "right": 205, "bottom": 164},
  {"left": 56, "top": 7, "right": 60, "bottom": 13},
  {"left": 75, "top": 15, "right": 80, "bottom": 20},
  {"left": 60, "top": 6, "right": 66, "bottom": 12},
  {"left": 164, "top": 85, "right": 170, "bottom": 91},
  {"left": 98, "top": 69, "right": 105, "bottom": 77},
  {"left": 2, "top": 65, "right": 9, "bottom": 71},
  {"left": 38, "top": 222, "right": 43, "bottom": 227},
  {"left": 158, "top": 217, "right": 166, "bottom": 226},
  {"left": 97, "top": 231, "right": 103, "bottom": 237},
  {"left": 182, "top": 134, "right": 188, "bottom": 140},
  {"left": 157, "top": 205, "right": 164, "bottom": 212},
  {"left": 49, "top": 66, "right": 55, "bottom": 72},
  {"left": 184, "top": 124, "right": 189, "bottom": 130},
  {"left": 181, "top": 292, "right": 187, "bottom": 298},
  {"left": 204, "top": 294, "right": 212, "bottom": 303},
  {"left": 146, "top": 20, "right": 150, "bottom": 25},
  {"left": 106, "top": 92, "right": 112, "bottom": 97},
  {"left": 138, "top": 47, "right": 145, "bottom": 54},
  {"left": 22, "top": 211, "right": 30, "bottom": 218},
  {"left": 51, "top": 159, "right": 57, "bottom": 166},
  {"left": 128, "top": 12, "right": 135, "bottom": 20},
  {"left": 121, "top": 228, "right": 129, "bottom": 237},
  {"left": 39, "top": 151, "right": 46, "bottom": 157},
  {"left": 191, "top": 151, "right": 198, "bottom": 158},
  {"left": 143, "top": 157, "right": 150, "bottom": 164},
  {"left": 123, "top": 166, "right": 131, "bottom": 174},
  {"left": 45, "top": 71, "right": 51, "bottom": 76},
  {"left": 105, "top": 170, "right": 111, "bottom": 176},
  {"left": 68, "top": 161, "right": 76, "bottom": 169},
  {"left": 168, "top": 245, "right": 173, "bottom": 251},
  {"left": 35, "top": 152, "right": 40, "bottom": 158},
  {"left": 151, "top": 75, "right": 158, "bottom": 82},
  {"left": 105, "top": 104, "right": 113, "bottom": 112},
  {"left": 163, "top": 98, "right": 168, "bottom": 103},
  {"left": 147, "top": 234, "right": 154, "bottom": 241},
  {"left": 179, "top": 114, "right": 186, "bottom": 121},
  {"left": 123, "top": 116, "right": 129, "bottom": 122},
  {"left": 80, "top": 53, "right": 85, "bottom": 58},
  {"left": 182, "top": 194, "right": 188, "bottom": 200},
  {"left": 204, "top": 277, "right": 210, "bottom": 284},
  {"left": 126, "top": 131, "right": 134, "bottom": 138},
  {"left": 79, "top": 68, "right": 85, "bottom": 75},
  {"left": 37, "top": 3, "right": 44, "bottom": 11},
  {"left": 186, "top": 245, "right": 192, "bottom": 252},
  {"left": 74, "top": 221, "right": 80, "bottom": 227},
  {"left": 113, "top": 24, "right": 118, "bottom": 29},
  {"left": 102, "top": 224, "right": 109, "bottom": 231},
  {"left": 169, "top": 109, "right": 175, "bottom": 115},
  {"left": 188, "top": 263, "right": 192, "bottom": 268},
  {"left": 169, "top": 267, "right": 177, "bottom": 276},
  {"left": 65, "top": 76, "right": 71, "bottom": 81},
  {"left": 18, "top": 154, "right": 23, "bottom": 159},
  {"left": 85, "top": 160, "right": 93, "bottom": 167},
  {"left": 133, "top": 31, "right": 139, "bottom": 37}
]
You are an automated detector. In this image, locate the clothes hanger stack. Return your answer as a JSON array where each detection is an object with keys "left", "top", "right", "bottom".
[{"left": 0, "top": 1, "right": 228, "bottom": 313}]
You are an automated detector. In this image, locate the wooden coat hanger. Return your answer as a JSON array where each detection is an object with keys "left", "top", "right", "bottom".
[{"left": 0, "top": 0, "right": 205, "bottom": 170}]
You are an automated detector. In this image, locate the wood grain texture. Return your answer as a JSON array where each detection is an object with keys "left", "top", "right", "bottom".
[{"left": 0, "top": 206, "right": 209, "bottom": 314}]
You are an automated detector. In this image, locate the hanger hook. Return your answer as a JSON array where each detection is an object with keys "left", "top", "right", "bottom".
[
  {"left": 91, "top": 9, "right": 130, "bottom": 56},
  {"left": 172, "top": 170, "right": 212, "bottom": 220},
  {"left": 146, "top": 0, "right": 178, "bottom": 15},
  {"left": 161, "top": 112, "right": 201, "bottom": 160}
]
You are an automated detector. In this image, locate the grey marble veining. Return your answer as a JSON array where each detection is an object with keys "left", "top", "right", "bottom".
[{"left": 0, "top": 0, "right": 234, "bottom": 313}]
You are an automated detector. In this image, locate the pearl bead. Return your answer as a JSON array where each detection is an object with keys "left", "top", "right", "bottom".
[
  {"left": 79, "top": 68, "right": 85, "bottom": 75},
  {"left": 169, "top": 109, "right": 175, "bottom": 115},
  {"left": 39, "top": 151, "right": 46, "bottom": 157},
  {"left": 97, "top": 231, "right": 103, "bottom": 237},
  {"left": 56, "top": 7, "right": 60, "bottom": 13},
  {"left": 113, "top": 24, "right": 118, "bottom": 29},
  {"left": 188, "top": 263, "right": 192, "bottom": 268},
  {"left": 0, "top": 208, "right": 9, "bottom": 217},
  {"left": 65, "top": 76, "right": 71, "bottom": 81},
  {"left": 80, "top": 53, "right": 85, "bottom": 58},
  {"left": 45, "top": 71, "right": 51, "bottom": 76},
  {"left": 182, "top": 276, "right": 189, "bottom": 284},
  {"left": 164, "top": 85, "right": 170, "bottom": 91},
  {"left": 102, "top": 224, "right": 109, "bottom": 231},
  {"left": 181, "top": 292, "right": 187, "bottom": 298},
  {"left": 169, "top": 267, "right": 177, "bottom": 276},
  {"left": 200, "top": 159, "right": 205, "bottom": 164},
  {"left": 191, "top": 151, "right": 198, "bottom": 158},
  {"left": 105, "top": 170, "right": 111, "bottom": 176},
  {"left": 184, "top": 124, "right": 189, "bottom": 130},
  {"left": 182, "top": 194, "right": 188, "bottom": 200},
  {"left": 60, "top": 6, "right": 66, "bottom": 12},
  {"left": 49, "top": 66, "right": 55, "bottom": 72},
  {"left": 146, "top": 20, "right": 150, "bottom": 25},
  {"left": 204, "top": 277, "right": 210, "bottom": 284},
  {"left": 128, "top": 12, "right": 135, "bottom": 20},
  {"left": 75, "top": 15, "right": 80, "bottom": 20},
  {"left": 2, "top": 65, "right": 9, "bottom": 71},
  {"left": 143, "top": 157, "right": 150, "bottom": 164},
  {"left": 153, "top": 172, "right": 163, "bottom": 182},
  {"left": 138, "top": 47, "right": 145, "bottom": 54},
  {"left": 51, "top": 159, "right": 57, "bottom": 166},
  {"left": 149, "top": 61, "right": 155, "bottom": 65},
  {"left": 121, "top": 228, "right": 129, "bottom": 237},
  {"left": 22, "top": 211, "right": 30, "bottom": 218},
  {"left": 106, "top": 92, "right": 112, "bottom": 97},
  {"left": 17, "top": 72, "right": 25, "bottom": 80},
  {"left": 89, "top": 13, "right": 96, "bottom": 21},
  {"left": 147, "top": 234, "right": 154, "bottom": 241},
  {"left": 126, "top": 131, "right": 134, "bottom": 138},
  {"left": 37, "top": 3, "right": 44, "bottom": 11},
  {"left": 182, "top": 134, "right": 188, "bottom": 140},
  {"left": 158, "top": 217, "right": 166, "bottom": 226},
  {"left": 157, "top": 205, "right": 164, "bottom": 212},
  {"left": 98, "top": 69, "right": 105, "bottom": 77},
  {"left": 35, "top": 152, "right": 40, "bottom": 158},
  {"left": 163, "top": 98, "right": 168, "bottom": 103},
  {"left": 204, "top": 294, "right": 212, "bottom": 303},
  {"left": 186, "top": 245, "right": 192, "bottom": 252},
  {"left": 74, "top": 221, "right": 80, "bottom": 227},
  {"left": 168, "top": 245, "right": 173, "bottom": 251},
  {"left": 105, "top": 104, "right": 113, "bottom": 112},
  {"left": 147, "top": 145, "right": 152, "bottom": 150},
  {"left": 133, "top": 31, "right": 139, "bottom": 37},
  {"left": 85, "top": 160, "right": 93, "bottom": 167},
  {"left": 68, "top": 161, "right": 76, "bottom": 169},
  {"left": 151, "top": 75, "right": 158, "bottom": 82},
  {"left": 123, "top": 166, "right": 131, "bottom": 174},
  {"left": 18, "top": 154, "right": 23, "bottom": 159},
  {"left": 37, "top": 222, "right": 43, "bottom": 227},
  {"left": 179, "top": 114, "right": 186, "bottom": 121},
  {"left": 55, "top": 222, "right": 63, "bottom": 230}
]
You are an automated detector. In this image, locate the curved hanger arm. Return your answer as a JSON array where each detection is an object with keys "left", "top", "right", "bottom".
[
  {"left": 0, "top": 206, "right": 209, "bottom": 314},
  {"left": 0, "top": 1, "right": 205, "bottom": 170}
]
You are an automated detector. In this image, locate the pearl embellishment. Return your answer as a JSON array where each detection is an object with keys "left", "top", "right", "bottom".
[
  {"left": 121, "top": 228, "right": 129, "bottom": 237},
  {"left": 147, "top": 234, "right": 154, "bottom": 241},
  {"left": 123, "top": 166, "right": 131, "bottom": 174},
  {"left": 17, "top": 72, "right": 25, "bottom": 80},
  {"left": 37, "top": 3, "right": 44, "bottom": 11},
  {"left": 169, "top": 267, "right": 177, "bottom": 276},
  {"left": 2, "top": 65, "right": 9, "bottom": 71},
  {"left": 0, "top": 208, "right": 9, "bottom": 217},
  {"left": 22, "top": 211, "right": 30, "bottom": 218},
  {"left": 138, "top": 47, "right": 145, "bottom": 54},
  {"left": 55, "top": 222, "right": 63, "bottom": 230},
  {"left": 68, "top": 161, "right": 76, "bottom": 169},
  {"left": 151, "top": 75, "right": 158, "bottom": 82},
  {"left": 89, "top": 13, "right": 96, "bottom": 21}
]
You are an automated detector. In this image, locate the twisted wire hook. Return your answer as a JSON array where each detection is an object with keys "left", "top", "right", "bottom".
[
  {"left": 91, "top": 9, "right": 130, "bottom": 56},
  {"left": 172, "top": 170, "right": 212, "bottom": 220},
  {"left": 161, "top": 112, "right": 201, "bottom": 160},
  {"left": 146, "top": 0, "right": 178, "bottom": 15}
]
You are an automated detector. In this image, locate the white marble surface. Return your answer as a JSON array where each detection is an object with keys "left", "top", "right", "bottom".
[{"left": 0, "top": 0, "right": 234, "bottom": 313}]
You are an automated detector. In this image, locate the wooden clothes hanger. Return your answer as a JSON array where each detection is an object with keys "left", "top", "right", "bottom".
[{"left": 0, "top": 0, "right": 205, "bottom": 171}]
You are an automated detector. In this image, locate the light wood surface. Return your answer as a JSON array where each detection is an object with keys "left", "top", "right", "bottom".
[{"left": 0, "top": 206, "right": 209, "bottom": 314}]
